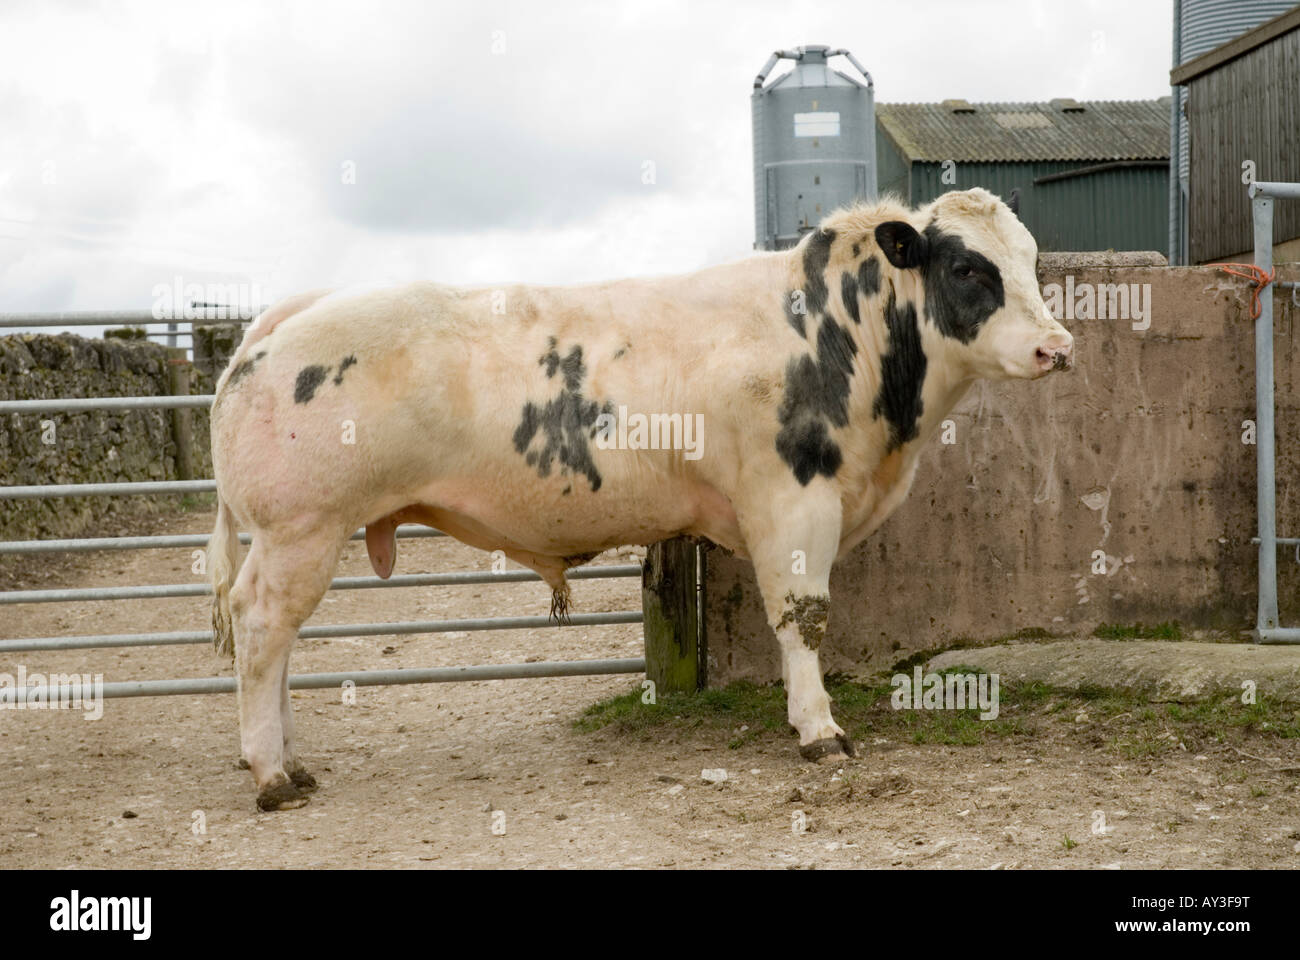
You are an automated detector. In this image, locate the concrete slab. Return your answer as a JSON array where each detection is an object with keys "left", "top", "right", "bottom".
[{"left": 927, "top": 639, "right": 1300, "bottom": 703}]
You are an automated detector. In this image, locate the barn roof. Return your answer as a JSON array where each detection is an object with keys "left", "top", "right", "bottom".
[{"left": 876, "top": 98, "right": 1170, "bottom": 164}]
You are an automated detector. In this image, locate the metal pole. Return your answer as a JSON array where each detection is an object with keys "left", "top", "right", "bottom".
[
  {"left": 1, "top": 564, "right": 643, "bottom": 604},
  {"left": 1168, "top": 1, "right": 1181, "bottom": 264},
  {"left": 0, "top": 525, "right": 445, "bottom": 555},
  {"left": 0, "top": 311, "right": 254, "bottom": 328},
  {"left": 0, "top": 610, "right": 645, "bottom": 652},
  {"left": 0, "top": 396, "right": 214, "bottom": 414},
  {"left": 0, "top": 658, "right": 647, "bottom": 703},
  {"left": 1253, "top": 193, "right": 1279, "bottom": 635},
  {"left": 1251, "top": 181, "right": 1300, "bottom": 201},
  {"left": 0, "top": 479, "right": 214, "bottom": 499}
]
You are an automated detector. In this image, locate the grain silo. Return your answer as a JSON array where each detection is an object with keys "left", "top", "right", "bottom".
[{"left": 751, "top": 45, "right": 876, "bottom": 251}]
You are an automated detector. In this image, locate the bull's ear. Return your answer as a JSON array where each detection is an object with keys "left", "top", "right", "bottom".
[{"left": 874, "top": 221, "right": 928, "bottom": 269}]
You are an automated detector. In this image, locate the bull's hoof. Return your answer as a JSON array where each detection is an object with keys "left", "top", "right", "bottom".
[
  {"left": 289, "top": 768, "right": 318, "bottom": 793},
  {"left": 256, "top": 778, "right": 310, "bottom": 812},
  {"left": 799, "top": 734, "right": 857, "bottom": 762}
]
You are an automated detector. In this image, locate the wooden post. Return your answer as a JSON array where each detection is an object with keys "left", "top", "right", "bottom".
[
  {"left": 166, "top": 348, "right": 193, "bottom": 481},
  {"left": 642, "top": 537, "right": 705, "bottom": 694}
]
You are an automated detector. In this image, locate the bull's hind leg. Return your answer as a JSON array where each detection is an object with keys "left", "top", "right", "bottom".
[
  {"left": 742, "top": 488, "right": 856, "bottom": 762},
  {"left": 280, "top": 663, "right": 317, "bottom": 794},
  {"left": 230, "top": 522, "right": 344, "bottom": 810}
]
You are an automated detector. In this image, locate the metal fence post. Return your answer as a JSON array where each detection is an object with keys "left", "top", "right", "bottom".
[{"left": 1249, "top": 181, "right": 1300, "bottom": 643}]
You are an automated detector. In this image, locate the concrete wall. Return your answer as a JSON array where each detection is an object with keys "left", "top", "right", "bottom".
[
  {"left": 0, "top": 333, "right": 218, "bottom": 542},
  {"left": 704, "top": 257, "right": 1300, "bottom": 684}
]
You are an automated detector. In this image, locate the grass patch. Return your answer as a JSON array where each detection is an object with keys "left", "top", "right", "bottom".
[
  {"left": 576, "top": 672, "right": 1300, "bottom": 759},
  {"left": 179, "top": 492, "right": 217, "bottom": 512},
  {"left": 1093, "top": 621, "right": 1183, "bottom": 641}
]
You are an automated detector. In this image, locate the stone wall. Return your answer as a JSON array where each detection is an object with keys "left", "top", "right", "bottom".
[
  {"left": 0, "top": 333, "right": 220, "bottom": 542},
  {"left": 704, "top": 258, "right": 1300, "bottom": 683}
]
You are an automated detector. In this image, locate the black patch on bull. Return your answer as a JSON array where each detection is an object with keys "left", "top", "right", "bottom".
[
  {"left": 332, "top": 354, "right": 357, "bottom": 385},
  {"left": 838, "top": 257, "right": 883, "bottom": 327},
  {"left": 858, "top": 256, "right": 881, "bottom": 297},
  {"left": 872, "top": 288, "right": 927, "bottom": 451},
  {"left": 783, "top": 292, "right": 807, "bottom": 338},
  {"left": 783, "top": 228, "right": 836, "bottom": 339},
  {"left": 920, "top": 224, "right": 1005, "bottom": 344},
  {"left": 228, "top": 359, "right": 256, "bottom": 387},
  {"left": 227, "top": 350, "right": 267, "bottom": 388},
  {"left": 293, "top": 365, "right": 329, "bottom": 404},
  {"left": 513, "top": 339, "right": 615, "bottom": 492},
  {"left": 840, "top": 272, "right": 861, "bottom": 324},
  {"left": 802, "top": 228, "right": 834, "bottom": 315},
  {"left": 775, "top": 316, "right": 859, "bottom": 486}
]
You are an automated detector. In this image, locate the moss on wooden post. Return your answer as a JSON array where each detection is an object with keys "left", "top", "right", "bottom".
[
  {"left": 166, "top": 348, "right": 193, "bottom": 481},
  {"left": 642, "top": 537, "right": 705, "bottom": 694}
]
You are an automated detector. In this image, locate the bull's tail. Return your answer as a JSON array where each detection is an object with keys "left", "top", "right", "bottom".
[{"left": 209, "top": 497, "right": 240, "bottom": 659}]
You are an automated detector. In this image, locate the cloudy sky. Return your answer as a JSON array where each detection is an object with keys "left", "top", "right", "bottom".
[{"left": 0, "top": 0, "right": 1173, "bottom": 323}]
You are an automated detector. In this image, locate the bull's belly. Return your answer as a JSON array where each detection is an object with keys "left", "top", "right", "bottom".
[
  {"left": 404, "top": 481, "right": 690, "bottom": 556},
  {"left": 385, "top": 461, "right": 743, "bottom": 558}
]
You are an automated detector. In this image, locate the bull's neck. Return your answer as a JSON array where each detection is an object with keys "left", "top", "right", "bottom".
[{"left": 843, "top": 265, "right": 974, "bottom": 456}]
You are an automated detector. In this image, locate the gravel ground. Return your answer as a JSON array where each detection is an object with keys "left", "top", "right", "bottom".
[{"left": 2, "top": 508, "right": 1298, "bottom": 868}]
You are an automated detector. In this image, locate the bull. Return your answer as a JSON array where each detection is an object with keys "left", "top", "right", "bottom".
[{"left": 208, "top": 187, "right": 1072, "bottom": 810}]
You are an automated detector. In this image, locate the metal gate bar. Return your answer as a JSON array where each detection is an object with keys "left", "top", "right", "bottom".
[
  {"left": 2, "top": 611, "right": 646, "bottom": 653},
  {"left": 1, "top": 479, "right": 215, "bottom": 498},
  {"left": 3, "top": 564, "right": 643, "bottom": 604},
  {"left": 1249, "top": 180, "right": 1300, "bottom": 643},
  {"left": 0, "top": 657, "right": 647, "bottom": 703},
  {"left": 0, "top": 525, "right": 445, "bottom": 555},
  {"left": 0, "top": 395, "right": 214, "bottom": 413},
  {"left": 0, "top": 310, "right": 255, "bottom": 327}
]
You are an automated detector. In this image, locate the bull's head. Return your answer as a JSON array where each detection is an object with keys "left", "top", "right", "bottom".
[{"left": 875, "top": 187, "right": 1073, "bottom": 381}]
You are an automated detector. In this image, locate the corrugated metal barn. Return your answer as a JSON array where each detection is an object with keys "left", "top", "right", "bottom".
[
  {"left": 876, "top": 99, "right": 1169, "bottom": 252},
  {"left": 1171, "top": 4, "right": 1300, "bottom": 263}
]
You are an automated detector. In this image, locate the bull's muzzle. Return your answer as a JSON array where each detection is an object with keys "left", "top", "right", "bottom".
[{"left": 1034, "top": 333, "right": 1074, "bottom": 373}]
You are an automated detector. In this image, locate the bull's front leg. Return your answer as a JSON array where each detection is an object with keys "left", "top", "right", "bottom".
[{"left": 742, "top": 488, "right": 855, "bottom": 762}]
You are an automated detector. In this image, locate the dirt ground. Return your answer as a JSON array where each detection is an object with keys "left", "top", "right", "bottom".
[{"left": 1, "top": 507, "right": 1298, "bottom": 869}]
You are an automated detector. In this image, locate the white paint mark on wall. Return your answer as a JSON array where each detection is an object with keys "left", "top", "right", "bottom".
[{"left": 1079, "top": 486, "right": 1112, "bottom": 545}]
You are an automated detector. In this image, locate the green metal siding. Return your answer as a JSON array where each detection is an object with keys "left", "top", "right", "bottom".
[
  {"left": 908, "top": 161, "right": 1169, "bottom": 251},
  {"left": 875, "top": 132, "right": 911, "bottom": 201}
]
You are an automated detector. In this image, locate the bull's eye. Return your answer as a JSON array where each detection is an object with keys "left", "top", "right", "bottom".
[{"left": 954, "top": 262, "right": 973, "bottom": 278}]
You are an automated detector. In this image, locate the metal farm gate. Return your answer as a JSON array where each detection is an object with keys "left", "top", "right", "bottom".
[
  {"left": 1246, "top": 181, "right": 1300, "bottom": 643},
  {"left": 0, "top": 310, "right": 669, "bottom": 705}
]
